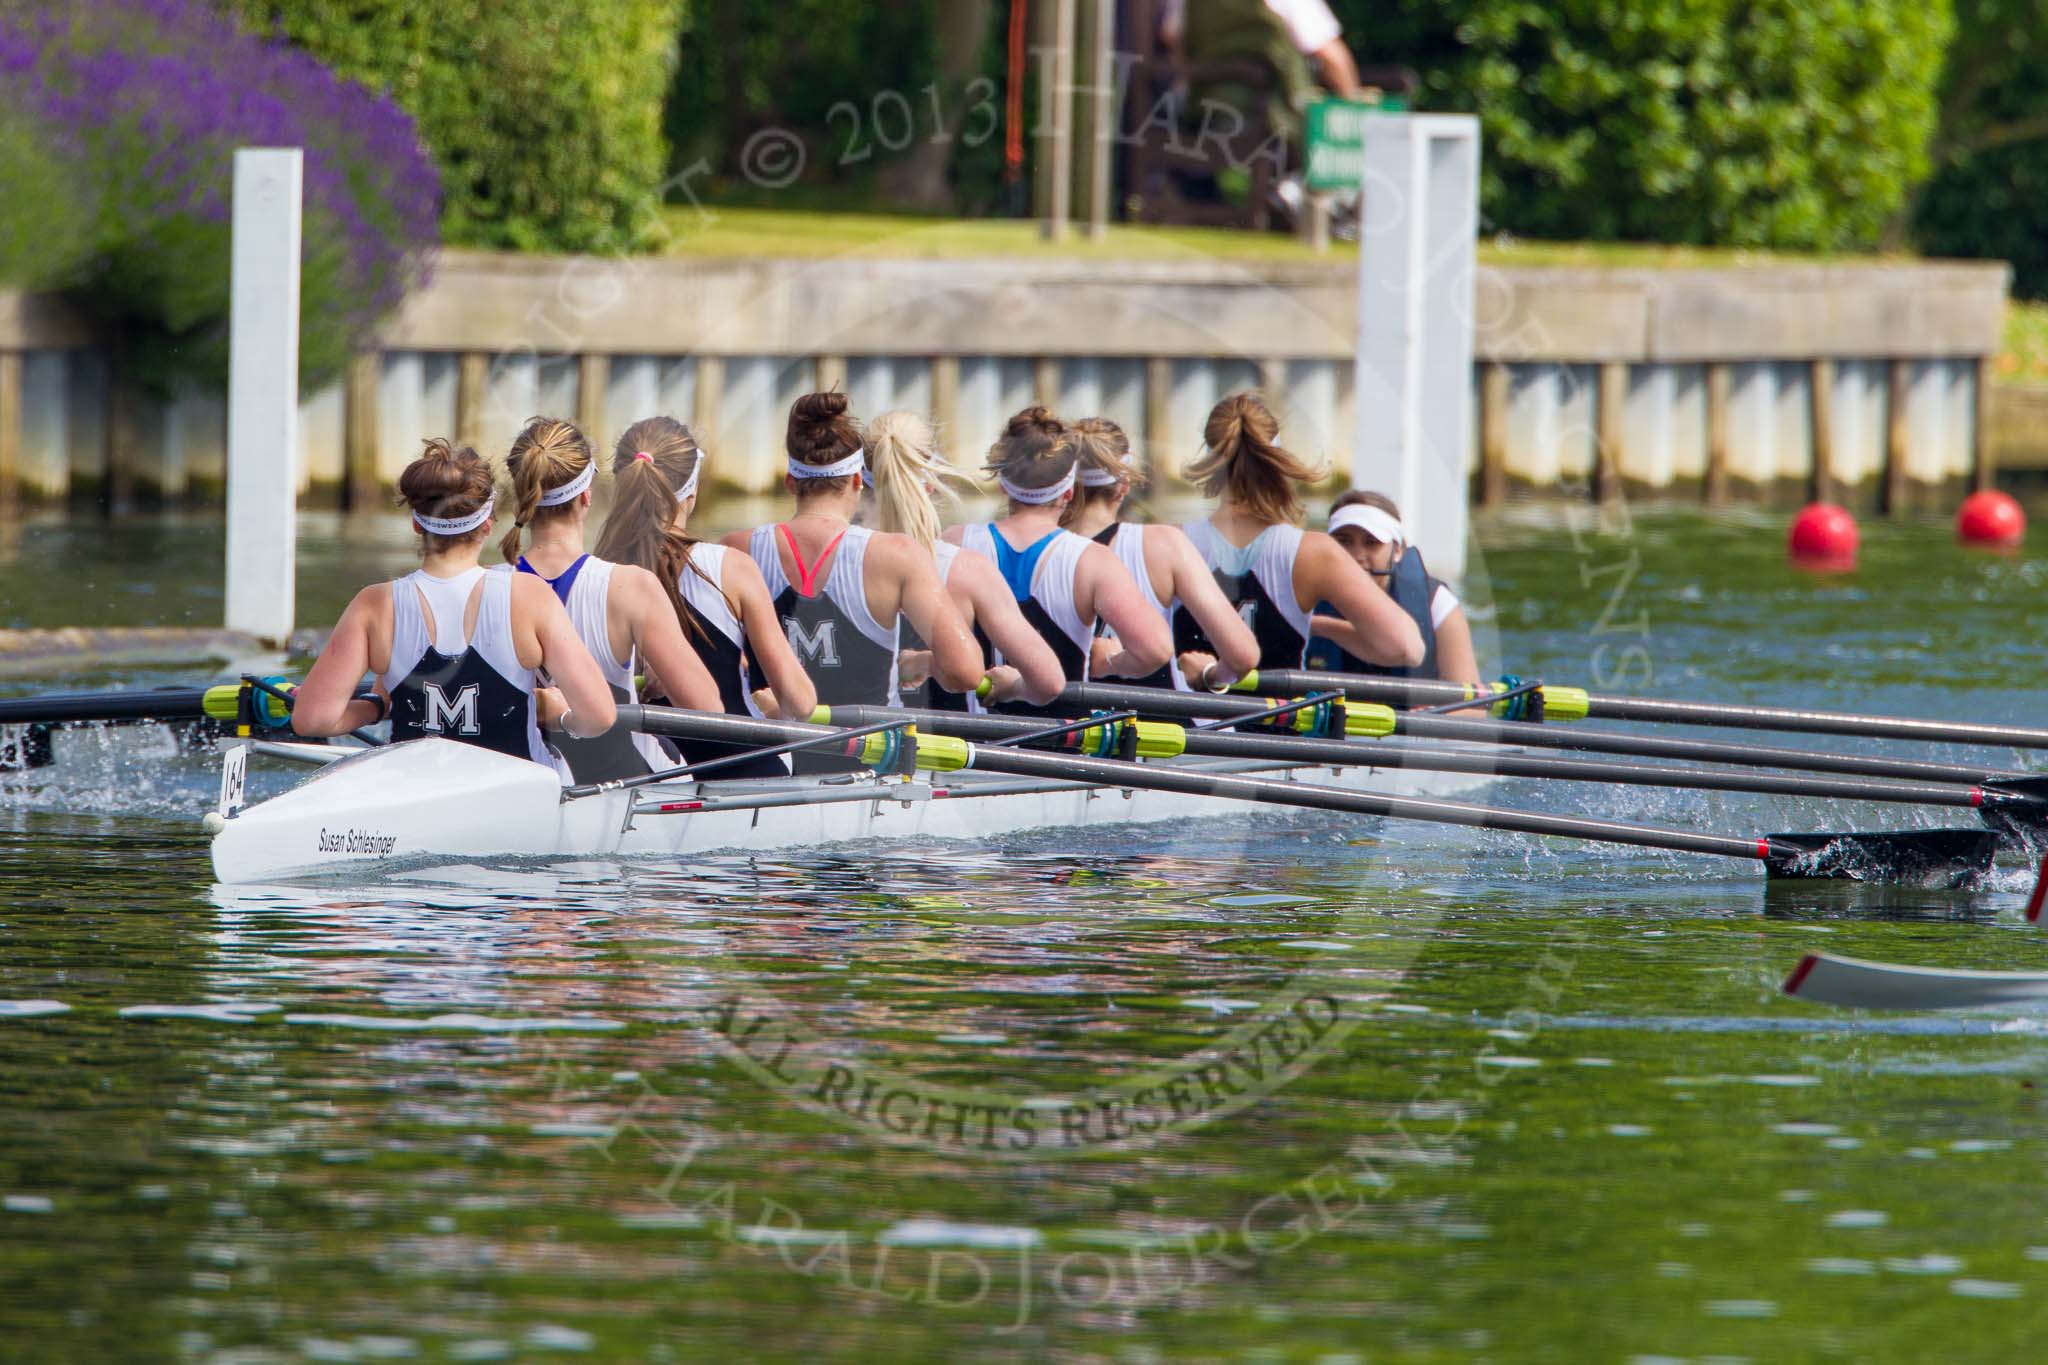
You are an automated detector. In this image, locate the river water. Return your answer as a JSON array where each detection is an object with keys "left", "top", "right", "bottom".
[{"left": 4, "top": 504, "right": 2048, "bottom": 1362}]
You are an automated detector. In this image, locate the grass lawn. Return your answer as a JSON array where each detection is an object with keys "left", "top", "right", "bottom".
[
  {"left": 2001, "top": 299, "right": 2048, "bottom": 384},
  {"left": 655, "top": 205, "right": 1911, "bottom": 270}
]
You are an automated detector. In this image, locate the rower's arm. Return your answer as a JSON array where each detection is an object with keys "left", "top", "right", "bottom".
[
  {"left": 950, "top": 550, "right": 1064, "bottom": 705},
  {"left": 884, "top": 536, "right": 983, "bottom": 694},
  {"left": 617, "top": 566, "right": 721, "bottom": 713},
  {"left": 1080, "top": 544, "right": 1172, "bottom": 678},
  {"left": 724, "top": 554, "right": 818, "bottom": 721},
  {"left": 291, "top": 586, "right": 387, "bottom": 738},
  {"left": 1300, "top": 533, "right": 1424, "bottom": 668},
  {"left": 513, "top": 575, "right": 617, "bottom": 738},
  {"left": 1163, "top": 527, "right": 1260, "bottom": 684}
]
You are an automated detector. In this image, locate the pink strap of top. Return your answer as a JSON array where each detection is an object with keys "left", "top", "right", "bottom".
[{"left": 777, "top": 523, "right": 847, "bottom": 598}]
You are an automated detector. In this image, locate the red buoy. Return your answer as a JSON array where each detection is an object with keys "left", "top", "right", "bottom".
[
  {"left": 1788, "top": 502, "right": 1859, "bottom": 571},
  {"left": 1956, "top": 490, "right": 2025, "bottom": 548}
]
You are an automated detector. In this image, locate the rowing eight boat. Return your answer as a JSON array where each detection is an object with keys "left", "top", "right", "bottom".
[{"left": 207, "top": 732, "right": 1491, "bottom": 884}]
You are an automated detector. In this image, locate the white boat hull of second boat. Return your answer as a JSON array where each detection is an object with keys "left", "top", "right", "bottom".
[{"left": 207, "top": 736, "right": 1494, "bottom": 883}]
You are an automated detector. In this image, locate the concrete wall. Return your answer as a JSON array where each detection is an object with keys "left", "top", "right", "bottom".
[{"left": 0, "top": 250, "right": 2012, "bottom": 512}]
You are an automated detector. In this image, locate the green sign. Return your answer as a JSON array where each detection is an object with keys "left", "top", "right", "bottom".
[{"left": 1305, "top": 97, "right": 1406, "bottom": 193}]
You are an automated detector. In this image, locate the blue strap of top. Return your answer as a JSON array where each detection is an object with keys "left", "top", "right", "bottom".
[
  {"left": 515, "top": 553, "right": 590, "bottom": 606},
  {"left": 988, "top": 526, "right": 1060, "bottom": 603}
]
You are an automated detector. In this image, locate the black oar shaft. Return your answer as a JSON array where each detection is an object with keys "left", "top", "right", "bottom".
[
  {"left": 0, "top": 687, "right": 213, "bottom": 725},
  {"left": 1059, "top": 682, "right": 2034, "bottom": 788},
  {"left": 823, "top": 704, "right": 2017, "bottom": 813},
  {"left": 621, "top": 702, "right": 1771, "bottom": 863},
  {"left": 1245, "top": 667, "right": 2048, "bottom": 753}
]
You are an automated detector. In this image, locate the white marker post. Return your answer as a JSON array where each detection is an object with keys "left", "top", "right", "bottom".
[
  {"left": 225, "top": 147, "right": 303, "bottom": 644},
  {"left": 1354, "top": 115, "right": 1480, "bottom": 579}
]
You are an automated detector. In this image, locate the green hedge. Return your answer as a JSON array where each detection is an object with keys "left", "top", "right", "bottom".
[
  {"left": 664, "top": 1, "right": 1023, "bottom": 213},
  {"left": 228, "top": 0, "right": 685, "bottom": 253},
  {"left": 1332, "top": 0, "right": 1952, "bottom": 251},
  {"left": 1912, "top": 1, "right": 2048, "bottom": 296}
]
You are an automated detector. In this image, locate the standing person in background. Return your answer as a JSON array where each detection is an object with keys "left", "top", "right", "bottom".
[
  {"left": 865, "top": 410, "right": 1065, "bottom": 713},
  {"left": 1307, "top": 490, "right": 1483, "bottom": 689},
  {"left": 290, "top": 439, "right": 616, "bottom": 769},
  {"left": 593, "top": 416, "right": 816, "bottom": 780},
  {"left": 1162, "top": 0, "right": 1362, "bottom": 101},
  {"left": 1180, "top": 393, "right": 1424, "bottom": 672},
  {"left": 497, "top": 415, "right": 722, "bottom": 783},
  {"left": 943, "top": 407, "right": 1173, "bottom": 716},
  {"left": 1059, "top": 416, "right": 1260, "bottom": 692},
  {"left": 727, "top": 392, "right": 981, "bottom": 772}
]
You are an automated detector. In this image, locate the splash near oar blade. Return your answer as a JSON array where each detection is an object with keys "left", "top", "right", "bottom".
[
  {"left": 1785, "top": 952, "right": 2048, "bottom": 1010},
  {"left": 1761, "top": 830, "right": 2000, "bottom": 888}
]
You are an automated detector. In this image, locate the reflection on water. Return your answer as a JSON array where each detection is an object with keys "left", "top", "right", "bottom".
[{"left": 7, "top": 509, "right": 2048, "bottom": 1359}]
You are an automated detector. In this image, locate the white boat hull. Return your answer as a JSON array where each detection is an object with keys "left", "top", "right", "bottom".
[{"left": 208, "top": 737, "right": 1492, "bottom": 884}]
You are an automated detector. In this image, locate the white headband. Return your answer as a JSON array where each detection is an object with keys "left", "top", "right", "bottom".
[
  {"left": 414, "top": 500, "right": 495, "bottom": 537},
  {"left": 536, "top": 462, "right": 595, "bottom": 507},
  {"left": 675, "top": 458, "right": 701, "bottom": 503},
  {"left": 789, "top": 447, "right": 869, "bottom": 486},
  {"left": 1079, "top": 466, "right": 1123, "bottom": 487},
  {"left": 999, "top": 464, "right": 1078, "bottom": 504},
  {"left": 1329, "top": 504, "right": 1406, "bottom": 545}
]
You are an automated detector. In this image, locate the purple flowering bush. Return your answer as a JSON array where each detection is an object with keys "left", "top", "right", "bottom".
[{"left": 0, "top": 0, "right": 439, "bottom": 391}]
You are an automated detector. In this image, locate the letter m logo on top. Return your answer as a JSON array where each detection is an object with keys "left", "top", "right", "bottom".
[
  {"left": 421, "top": 682, "right": 482, "bottom": 735},
  {"left": 783, "top": 617, "right": 841, "bottom": 668}
]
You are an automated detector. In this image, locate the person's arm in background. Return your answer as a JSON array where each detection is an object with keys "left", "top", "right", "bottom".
[{"left": 1308, "top": 37, "right": 1361, "bottom": 98}]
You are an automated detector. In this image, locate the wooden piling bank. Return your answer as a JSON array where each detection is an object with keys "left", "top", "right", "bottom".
[{"left": 0, "top": 251, "right": 2012, "bottom": 514}]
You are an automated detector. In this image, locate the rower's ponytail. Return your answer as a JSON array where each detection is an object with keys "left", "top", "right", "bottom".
[
  {"left": 1061, "top": 416, "right": 1143, "bottom": 526},
  {"left": 398, "top": 438, "right": 494, "bottom": 554},
  {"left": 592, "top": 416, "right": 716, "bottom": 643},
  {"left": 500, "top": 416, "right": 594, "bottom": 564},
  {"left": 866, "top": 409, "right": 976, "bottom": 551},
  {"left": 1185, "top": 392, "right": 1322, "bottom": 527},
  {"left": 984, "top": 404, "right": 1077, "bottom": 504}
]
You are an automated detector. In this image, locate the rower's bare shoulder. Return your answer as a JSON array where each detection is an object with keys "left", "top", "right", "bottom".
[
  {"left": 506, "top": 570, "right": 565, "bottom": 616},
  {"left": 866, "top": 530, "right": 931, "bottom": 578},
  {"left": 718, "top": 548, "right": 770, "bottom": 595},
  {"left": 607, "top": 562, "right": 665, "bottom": 607},
  {"left": 718, "top": 528, "right": 754, "bottom": 553},
  {"left": 1146, "top": 522, "right": 1200, "bottom": 568},
  {"left": 341, "top": 582, "right": 396, "bottom": 626}
]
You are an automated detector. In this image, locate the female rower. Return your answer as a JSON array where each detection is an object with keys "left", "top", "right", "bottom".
[
  {"left": 1179, "top": 393, "right": 1423, "bottom": 672},
  {"left": 865, "top": 409, "right": 1064, "bottom": 712},
  {"left": 495, "top": 415, "right": 722, "bottom": 782},
  {"left": 593, "top": 416, "right": 816, "bottom": 779},
  {"left": 1306, "top": 490, "right": 1483, "bottom": 688},
  {"left": 1059, "top": 416, "right": 1260, "bottom": 692},
  {"left": 290, "top": 438, "right": 616, "bottom": 768},
  {"left": 941, "top": 406, "right": 1172, "bottom": 714},
  {"left": 724, "top": 391, "right": 980, "bottom": 771}
]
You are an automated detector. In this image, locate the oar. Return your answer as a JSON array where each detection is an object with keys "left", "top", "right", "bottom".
[
  {"left": 814, "top": 703, "right": 2048, "bottom": 834},
  {"left": 613, "top": 704, "right": 1999, "bottom": 886},
  {"left": 1784, "top": 952, "right": 2048, "bottom": 1010},
  {"left": 0, "top": 683, "right": 246, "bottom": 725},
  {"left": 1235, "top": 667, "right": 2048, "bottom": 752},
  {"left": 1058, "top": 680, "right": 2048, "bottom": 796}
]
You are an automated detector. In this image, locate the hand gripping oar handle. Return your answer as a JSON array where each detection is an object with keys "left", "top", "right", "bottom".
[
  {"left": 631, "top": 703, "right": 1995, "bottom": 885},
  {"left": 1238, "top": 667, "right": 2048, "bottom": 752}
]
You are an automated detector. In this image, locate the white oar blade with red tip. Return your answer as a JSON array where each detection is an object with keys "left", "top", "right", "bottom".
[{"left": 1784, "top": 952, "right": 2048, "bottom": 1011}]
